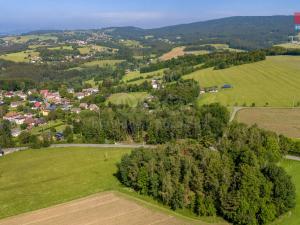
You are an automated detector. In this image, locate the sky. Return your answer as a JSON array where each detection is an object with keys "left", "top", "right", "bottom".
[{"left": 0, "top": 0, "right": 300, "bottom": 33}]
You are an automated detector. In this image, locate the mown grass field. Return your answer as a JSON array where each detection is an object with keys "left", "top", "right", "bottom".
[
  {"left": 236, "top": 108, "right": 300, "bottom": 138},
  {"left": 48, "top": 45, "right": 73, "bottom": 51},
  {"left": 82, "top": 59, "right": 124, "bottom": 68},
  {"left": 0, "top": 147, "right": 131, "bottom": 219},
  {"left": 275, "top": 43, "right": 300, "bottom": 49},
  {"left": 273, "top": 160, "right": 300, "bottom": 225},
  {"left": 0, "top": 50, "right": 39, "bottom": 62},
  {"left": 184, "top": 56, "right": 300, "bottom": 107},
  {"left": 123, "top": 69, "right": 165, "bottom": 84},
  {"left": 107, "top": 92, "right": 149, "bottom": 107}
]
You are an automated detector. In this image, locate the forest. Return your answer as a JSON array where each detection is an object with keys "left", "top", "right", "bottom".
[{"left": 117, "top": 123, "right": 296, "bottom": 225}]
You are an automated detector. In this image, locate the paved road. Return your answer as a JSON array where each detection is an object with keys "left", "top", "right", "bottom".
[
  {"left": 3, "top": 144, "right": 300, "bottom": 162},
  {"left": 2, "top": 143, "right": 154, "bottom": 156},
  {"left": 285, "top": 155, "right": 300, "bottom": 162}
]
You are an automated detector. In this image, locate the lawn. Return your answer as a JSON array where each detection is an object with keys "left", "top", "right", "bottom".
[
  {"left": 82, "top": 59, "right": 125, "bottom": 68},
  {"left": 107, "top": 92, "right": 150, "bottom": 107},
  {"left": 236, "top": 108, "right": 300, "bottom": 138},
  {"left": 275, "top": 43, "right": 300, "bottom": 49},
  {"left": 272, "top": 160, "right": 300, "bottom": 225},
  {"left": 30, "top": 120, "right": 64, "bottom": 135},
  {"left": 0, "top": 147, "right": 132, "bottom": 219},
  {"left": 183, "top": 56, "right": 300, "bottom": 107},
  {"left": 0, "top": 50, "right": 39, "bottom": 63},
  {"left": 78, "top": 45, "right": 114, "bottom": 55}
]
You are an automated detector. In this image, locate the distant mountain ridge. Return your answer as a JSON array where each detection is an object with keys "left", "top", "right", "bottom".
[
  {"left": 23, "top": 15, "right": 295, "bottom": 50},
  {"left": 103, "top": 16, "right": 295, "bottom": 49}
]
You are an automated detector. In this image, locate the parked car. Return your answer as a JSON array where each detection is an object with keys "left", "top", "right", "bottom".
[{"left": 0, "top": 147, "right": 4, "bottom": 157}]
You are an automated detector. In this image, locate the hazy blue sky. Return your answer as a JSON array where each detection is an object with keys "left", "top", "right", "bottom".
[{"left": 0, "top": 0, "right": 300, "bottom": 33}]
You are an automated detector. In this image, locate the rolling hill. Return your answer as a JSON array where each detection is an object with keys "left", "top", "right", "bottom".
[{"left": 103, "top": 16, "right": 295, "bottom": 50}]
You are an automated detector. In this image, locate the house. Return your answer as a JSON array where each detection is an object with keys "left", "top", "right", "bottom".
[
  {"left": 151, "top": 80, "right": 159, "bottom": 89},
  {"left": 67, "top": 88, "right": 75, "bottom": 94},
  {"left": 71, "top": 108, "right": 81, "bottom": 114},
  {"left": 79, "top": 103, "right": 88, "bottom": 109},
  {"left": 34, "top": 102, "right": 42, "bottom": 108},
  {"left": 40, "top": 90, "right": 49, "bottom": 97},
  {"left": 200, "top": 88, "right": 206, "bottom": 95},
  {"left": 42, "top": 109, "right": 50, "bottom": 116},
  {"left": 10, "top": 101, "right": 23, "bottom": 108},
  {"left": 4, "top": 92, "right": 14, "bottom": 98},
  {"left": 3, "top": 112, "right": 20, "bottom": 122},
  {"left": 27, "top": 89, "right": 37, "bottom": 95},
  {"left": 14, "top": 116, "right": 26, "bottom": 125},
  {"left": 75, "top": 92, "right": 85, "bottom": 100},
  {"left": 24, "top": 117, "right": 36, "bottom": 127},
  {"left": 11, "top": 128, "right": 21, "bottom": 137},
  {"left": 89, "top": 104, "right": 99, "bottom": 112}
]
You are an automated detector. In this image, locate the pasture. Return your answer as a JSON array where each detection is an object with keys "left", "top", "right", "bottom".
[
  {"left": 78, "top": 45, "right": 115, "bottom": 55},
  {"left": 0, "top": 50, "right": 39, "bottom": 63},
  {"left": 184, "top": 56, "right": 300, "bottom": 107},
  {"left": 236, "top": 108, "right": 300, "bottom": 138},
  {"left": 107, "top": 92, "right": 149, "bottom": 107}
]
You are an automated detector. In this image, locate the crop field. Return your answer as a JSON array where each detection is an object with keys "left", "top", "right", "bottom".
[
  {"left": 123, "top": 69, "right": 165, "bottom": 83},
  {"left": 0, "top": 50, "right": 39, "bottom": 62},
  {"left": 235, "top": 108, "right": 300, "bottom": 138},
  {"left": 82, "top": 59, "right": 124, "bottom": 68},
  {"left": 160, "top": 46, "right": 186, "bottom": 61},
  {"left": 275, "top": 43, "right": 300, "bottom": 49},
  {"left": 0, "top": 192, "right": 204, "bottom": 225},
  {"left": 184, "top": 56, "right": 300, "bottom": 107},
  {"left": 273, "top": 160, "right": 300, "bottom": 225},
  {"left": 107, "top": 92, "right": 149, "bottom": 107}
]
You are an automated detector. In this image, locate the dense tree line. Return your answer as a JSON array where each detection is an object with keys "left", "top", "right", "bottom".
[
  {"left": 117, "top": 123, "right": 296, "bottom": 225},
  {"left": 73, "top": 103, "right": 229, "bottom": 144},
  {"left": 141, "top": 50, "right": 266, "bottom": 73}
]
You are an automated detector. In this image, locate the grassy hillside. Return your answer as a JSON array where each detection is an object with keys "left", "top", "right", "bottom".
[
  {"left": 107, "top": 92, "right": 149, "bottom": 107},
  {"left": 123, "top": 69, "right": 165, "bottom": 84},
  {"left": 82, "top": 59, "right": 124, "bottom": 68},
  {"left": 0, "top": 50, "right": 39, "bottom": 62},
  {"left": 184, "top": 56, "right": 300, "bottom": 107},
  {"left": 0, "top": 147, "right": 131, "bottom": 219}
]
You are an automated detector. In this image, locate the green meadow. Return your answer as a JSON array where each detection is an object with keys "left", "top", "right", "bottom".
[
  {"left": 82, "top": 59, "right": 125, "bottom": 68},
  {"left": 184, "top": 56, "right": 300, "bottom": 107},
  {"left": 0, "top": 147, "right": 131, "bottom": 219},
  {"left": 107, "top": 92, "right": 150, "bottom": 107},
  {"left": 0, "top": 50, "right": 40, "bottom": 63}
]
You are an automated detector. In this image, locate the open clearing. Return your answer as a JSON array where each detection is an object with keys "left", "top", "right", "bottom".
[
  {"left": 160, "top": 47, "right": 186, "bottom": 61},
  {"left": 2, "top": 35, "right": 57, "bottom": 44},
  {"left": 236, "top": 108, "right": 300, "bottom": 138},
  {"left": 184, "top": 56, "right": 300, "bottom": 107},
  {"left": 0, "top": 192, "right": 200, "bottom": 225},
  {"left": 107, "top": 92, "right": 149, "bottom": 107}
]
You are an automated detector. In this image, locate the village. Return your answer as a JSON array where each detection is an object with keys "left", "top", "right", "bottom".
[{"left": 0, "top": 87, "right": 100, "bottom": 138}]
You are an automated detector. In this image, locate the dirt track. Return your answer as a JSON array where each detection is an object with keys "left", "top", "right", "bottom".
[{"left": 0, "top": 192, "right": 198, "bottom": 225}]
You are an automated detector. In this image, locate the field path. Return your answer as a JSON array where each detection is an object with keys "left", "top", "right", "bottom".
[{"left": 0, "top": 192, "right": 208, "bottom": 225}]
